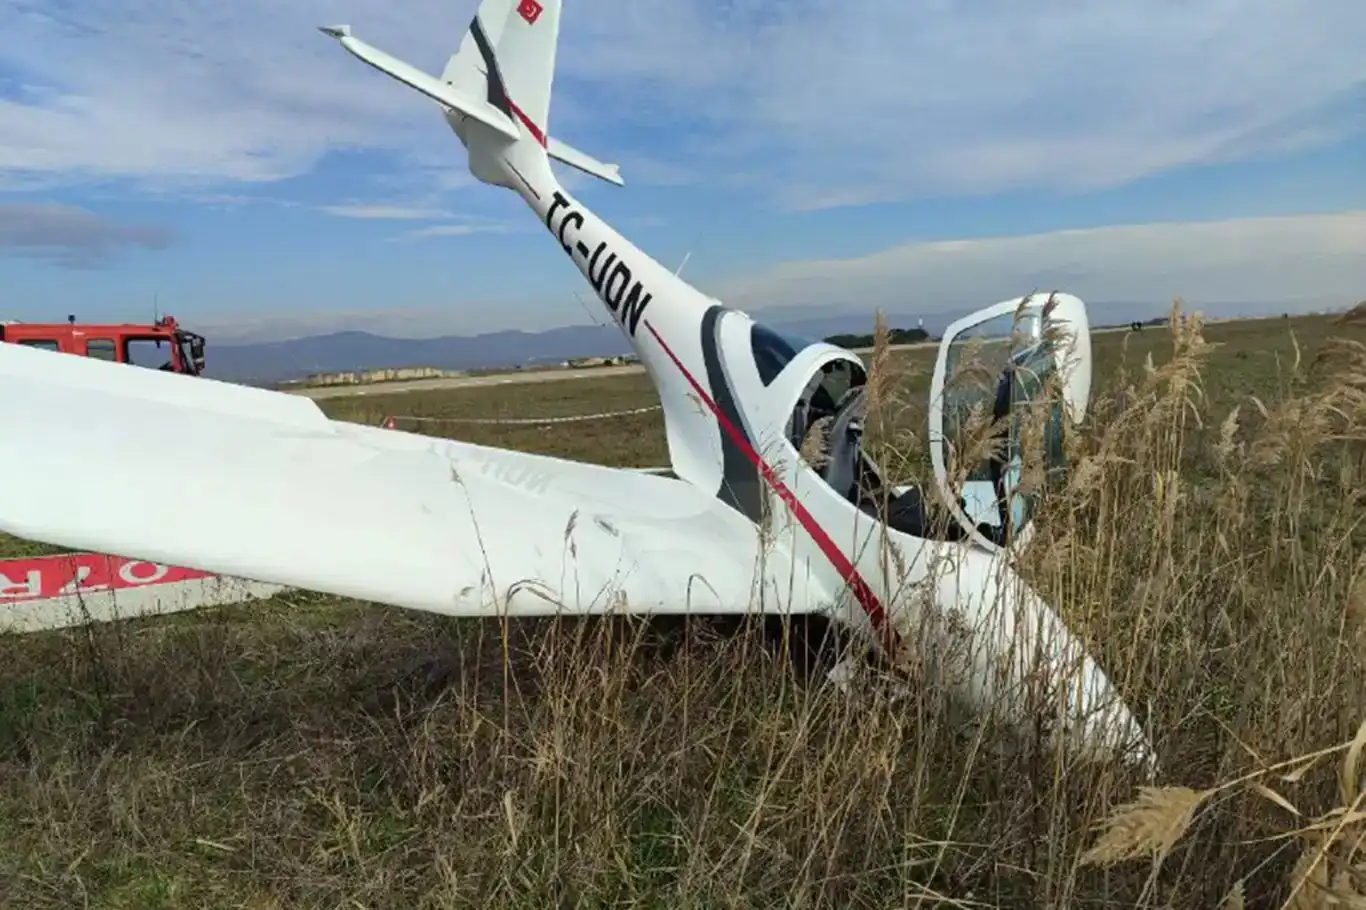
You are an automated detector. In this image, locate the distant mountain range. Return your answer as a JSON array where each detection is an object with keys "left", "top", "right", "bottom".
[
  {"left": 204, "top": 310, "right": 945, "bottom": 383},
  {"left": 207, "top": 326, "right": 629, "bottom": 384},
  {"left": 202, "top": 300, "right": 1211, "bottom": 384}
]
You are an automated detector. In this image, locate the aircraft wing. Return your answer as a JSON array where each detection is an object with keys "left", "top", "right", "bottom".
[{"left": 0, "top": 344, "right": 803, "bottom": 625}]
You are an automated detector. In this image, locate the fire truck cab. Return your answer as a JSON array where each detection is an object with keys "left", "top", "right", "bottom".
[{"left": 0, "top": 315, "right": 206, "bottom": 375}]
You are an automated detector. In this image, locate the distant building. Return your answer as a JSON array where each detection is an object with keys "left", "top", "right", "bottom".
[
  {"left": 292, "top": 366, "right": 464, "bottom": 388},
  {"left": 566, "top": 354, "right": 637, "bottom": 369}
]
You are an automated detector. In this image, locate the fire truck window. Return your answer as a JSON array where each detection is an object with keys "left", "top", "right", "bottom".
[
  {"left": 124, "top": 338, "right": 171, "bottom": 370},
  {"left": 85, "top": 338, "right": 117, "bottom": 361},
  {"left": 17, "top": 339, "right": 59, "bottom": 352}
]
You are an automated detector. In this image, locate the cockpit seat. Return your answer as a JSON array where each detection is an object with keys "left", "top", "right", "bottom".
[
  {"left": 862, "top": 484, "right": 974, "bottom": 542},
  {"left": 820, "top": 386, "right": 866, "bottom": 501}
]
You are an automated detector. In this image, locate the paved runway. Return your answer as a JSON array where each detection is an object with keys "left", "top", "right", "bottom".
[
  {"left": 288, "top": 328, "right": 1133, "bottom": 400},
  {"left": 290, "top": 363, "right": 650, "bottom": 399}
]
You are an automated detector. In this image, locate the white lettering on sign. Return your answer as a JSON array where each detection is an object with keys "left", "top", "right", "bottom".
[
  {"left": 0, "top": 570, "right": 40, "bottom": 599},
  {"left": 0, "top": 554, "right": 214, "bottom": 603},
  {"left": 57, "top": 564, "right": 110, "bottom": 595},
  {"left": 119, "top": 561, "right": 170, "bottom": 585}
]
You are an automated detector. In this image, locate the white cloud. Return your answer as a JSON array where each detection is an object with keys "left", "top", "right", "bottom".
[
  {"left": 0, "top": 201, "right": 171, "bottom": 268},
  {"left": 191, "top": 194, "right": 283, "bottom": 210},
  {"left": 0, "top": 0, "right": 1360, "bottom": 206},
  {"left": 395, "top": 221, "right": 518, "bottom": 240},
  {"left": 319, "top": 204, "right": 451, "bottom": 220},
  {"left": 0, "top": 0, "right": 456, "bottom": 187},
  {"left": 195, "top": 211, "right": 1365, "bottom": 340},
  {"left": 404, "top": 224, "right": 481, "bottom": 237},
  {"left": 718, "top": 211, "right": 1366, "bottom": 319}
]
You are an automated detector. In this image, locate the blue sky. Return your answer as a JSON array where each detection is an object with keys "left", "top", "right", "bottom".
[{"left": 0, "top": 0, "right": 1362, "bottom": 342}]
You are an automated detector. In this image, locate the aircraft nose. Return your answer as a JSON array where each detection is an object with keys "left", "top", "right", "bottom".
[{"left": 915, "top": 545, "right": 1157, "bottom": 774}]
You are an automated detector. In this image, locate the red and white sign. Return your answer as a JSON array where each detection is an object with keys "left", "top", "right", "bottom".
[
  {"left": 0, "top": 551, "right": 288, "bottom": 634},
  {"left": 517, "top": 0, "right": 543, "bottom": 25},
  {"left": 0, "top": 553, "right": 215, "bottom": 603}
]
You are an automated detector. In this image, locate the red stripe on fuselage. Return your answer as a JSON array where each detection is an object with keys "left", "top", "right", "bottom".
[
  {"left": 508, "top": 101, "right": 547, "bottom": 147},
  {"left": 643, "top": 320, "right": 894, "bottom": 643}
]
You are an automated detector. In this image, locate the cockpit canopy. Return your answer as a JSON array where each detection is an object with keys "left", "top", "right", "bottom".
[
  {"left": 750, "top": 323, "right": 825, "bottom": 388},
  {"left": 746, "top": 319, "right": 875, "bottom": 503},
  {"left": 930, "top": 295, "right": 1089, "bottom": 552},
  {"left": 762, "top": 293, "right": 1089, "bottom": 554},
  {"left": 938, "top": 325, "right": 1067, "bottom": 539}
]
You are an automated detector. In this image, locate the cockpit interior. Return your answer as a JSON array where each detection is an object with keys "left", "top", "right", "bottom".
[
  {"left": 785, "top": 355, "right": 980, "bottom": 542},
  {"left": 753, "top": 320, "right": 1064, "bottom": 547}
]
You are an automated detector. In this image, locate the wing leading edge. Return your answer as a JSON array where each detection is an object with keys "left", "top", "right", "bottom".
[{"left": 0, "top": 345, "right": 816, "bottom": 623}]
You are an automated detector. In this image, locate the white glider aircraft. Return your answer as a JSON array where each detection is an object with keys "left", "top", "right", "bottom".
[{"left": 0, "top": 0, "right": 1153, "bottom": 769}]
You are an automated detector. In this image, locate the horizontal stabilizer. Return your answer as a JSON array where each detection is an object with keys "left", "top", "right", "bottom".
[
  {"left": 547, "top": 137, "right": 625, "bottom": 186},
  {"left": 319, "top": 25, "right": 520, "bottom": 141}
]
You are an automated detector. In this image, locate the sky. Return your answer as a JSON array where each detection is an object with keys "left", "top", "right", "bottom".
[{"left": 0, "top": 0, "right": 1362, "bottom": 343}]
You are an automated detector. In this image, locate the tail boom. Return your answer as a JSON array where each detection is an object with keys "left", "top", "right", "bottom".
[{"left": 322, "top": 0, "right": 721, "bottom": 483}]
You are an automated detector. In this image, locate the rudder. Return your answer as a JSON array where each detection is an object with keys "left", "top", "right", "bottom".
[{"left": 441, "top": 0, "right": 560, "bottom": 145}]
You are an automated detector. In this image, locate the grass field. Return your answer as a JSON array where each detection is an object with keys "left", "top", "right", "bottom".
[{"left": 3, "top": 304, "right": 1366, "bottom": 908}]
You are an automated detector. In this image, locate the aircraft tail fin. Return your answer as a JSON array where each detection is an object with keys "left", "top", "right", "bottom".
[
  {"left": 322, "top": 0, "right": 623, "bottom": 188},
  {"left": 443, "top": 0, "right": 559, "bottom": 143}
]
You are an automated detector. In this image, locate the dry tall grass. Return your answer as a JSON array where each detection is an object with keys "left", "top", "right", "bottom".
[{"left": 2, "top": 304, "right": 1365, "bottom": 908}]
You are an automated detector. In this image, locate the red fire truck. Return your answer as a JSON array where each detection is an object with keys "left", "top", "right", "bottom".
[{"left": 0, "top": 315, "right": 207, "bottom": 375}]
